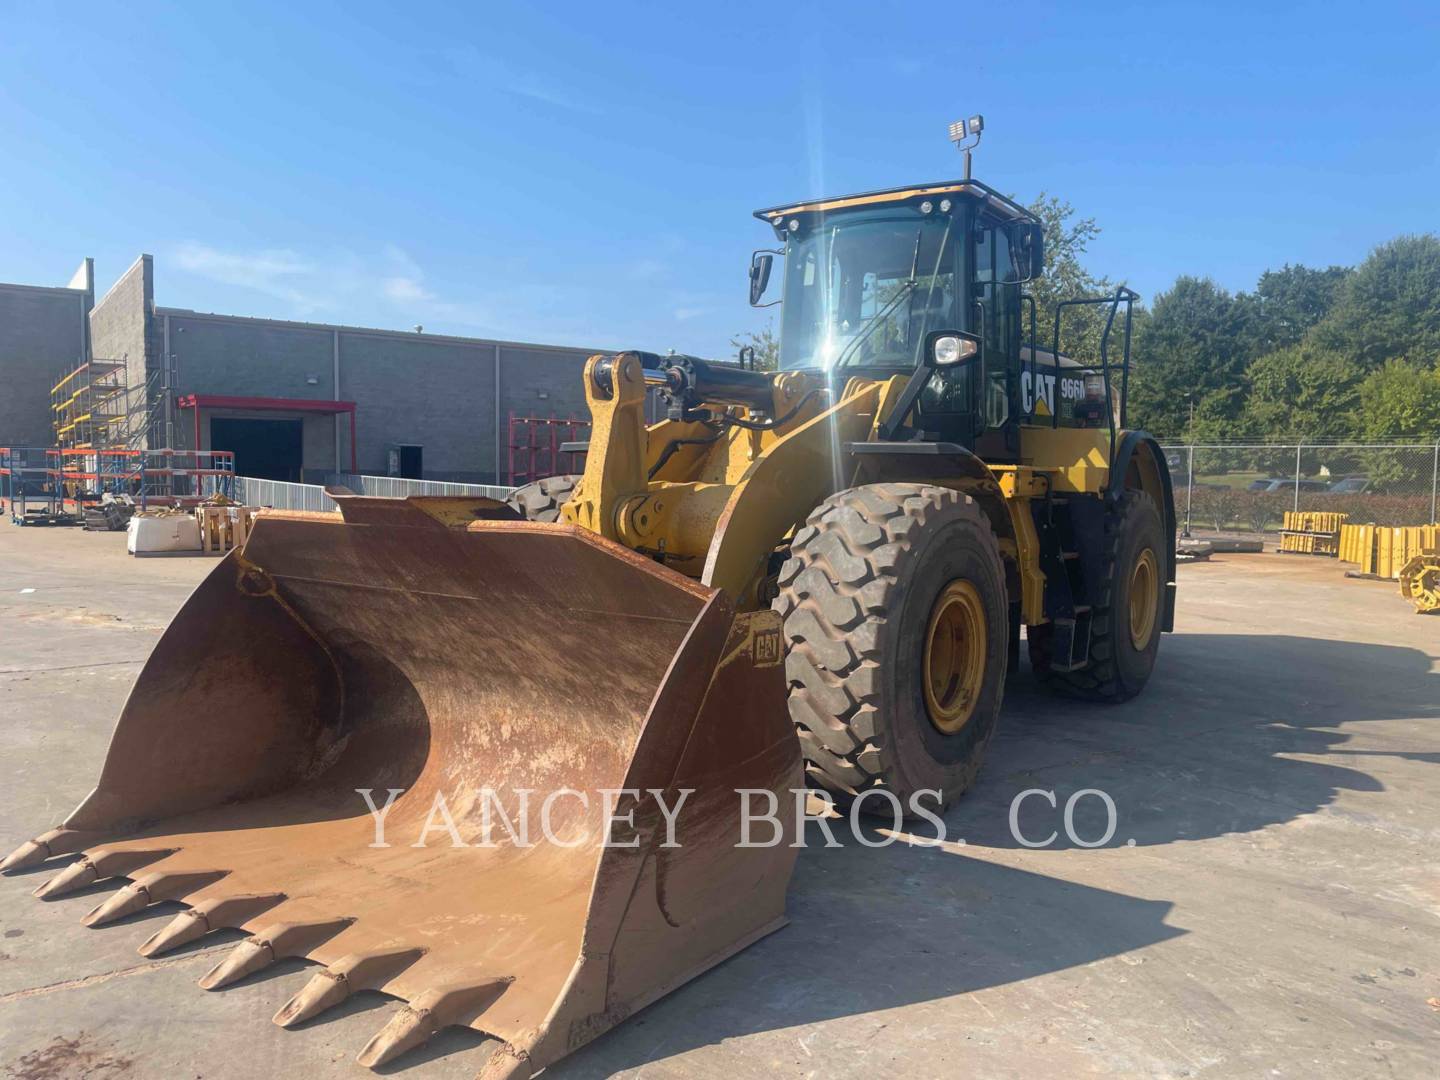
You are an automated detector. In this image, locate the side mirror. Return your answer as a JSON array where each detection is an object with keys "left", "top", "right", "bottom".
[
  {"left": 925, "top": 330, "right": 982, "bottom": 368},
  {"left": 749, "top": 252, "right": 774, "bottom": 306},
  {"left": 1014, "top": 222, "right": 1044, "bottom": 282}
]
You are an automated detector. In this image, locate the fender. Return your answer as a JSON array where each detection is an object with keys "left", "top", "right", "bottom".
[
  {"left": 845, "top": 441, "right": 1013, "bottom": 544},
  {"left": 1107, "top": 430, "right": 1177, "bottom": 633}
]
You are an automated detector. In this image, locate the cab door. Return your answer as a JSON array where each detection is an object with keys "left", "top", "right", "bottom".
[{"left": 971, "top": 217, "right": 1022, "bottom": 460}]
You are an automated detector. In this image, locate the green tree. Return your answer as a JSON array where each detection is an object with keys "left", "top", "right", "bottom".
[
  {"left": 1240, "top": 264, "right": 1351, "bottom": 353},
  {"left": 1128, "top": 276, "right": 1253, "bottom": 439},
  {"left": 1023, "top": 194, "right": 1118, "bottom": 366},
  {"left": 1240, "top": 344, "right": 1365, "bottom": 441},
  {"left": 728, "top": 324, "right": 779, "bottom": 371},
  {"left": 1358, "top": 359, "right": 1440, "bottom": 439},
  {"left": 1311, "top": 235, "right": 1440, "bottom": 369},
  {"left": 1355, "top": 360, "right": 1440, "bottom": 490}
]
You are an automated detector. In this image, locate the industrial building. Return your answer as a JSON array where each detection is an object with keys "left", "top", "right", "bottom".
[{"left": 0, "top": 255, "right": 605, "bottom": 486}]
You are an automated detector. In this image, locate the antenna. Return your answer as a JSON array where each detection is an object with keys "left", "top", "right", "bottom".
[{"left": 948, "top": 115, "right": 984, "bottom": 180}]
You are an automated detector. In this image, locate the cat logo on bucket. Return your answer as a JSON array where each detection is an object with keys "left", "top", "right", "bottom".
[{"left": 753, "top": 626, "right": 783, "bottom": 666}]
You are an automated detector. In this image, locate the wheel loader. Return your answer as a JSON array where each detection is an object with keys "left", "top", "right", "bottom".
[{"left": 4, "top": 172, "right": 1175, "bottom": 1077}]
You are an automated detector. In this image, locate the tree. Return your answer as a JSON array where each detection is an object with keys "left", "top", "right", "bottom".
[
  {"left": 1240, "top": 264, "right": 1351, "bottom": 354},
  {"left": 1240, "top": 344, "right": 1365, "bottom": 442},
  {"left": 1128, "top": 276, "right": 1253, "bottom": 439},
  {"left": 728, "top": 324, "right": 779, "bottom": 372},
  {"left": 1355, "top": 360, "right": 1440, "bottom": 490},
  {"left": 1311, "top": 235, "right": 1440, "bottom": 369},
  {"left": 1358, "top": 360, "right": 1440, "bottom": 440},
  {"left": 1024, "top": 193, "right": 1117, "bottom": 365}
]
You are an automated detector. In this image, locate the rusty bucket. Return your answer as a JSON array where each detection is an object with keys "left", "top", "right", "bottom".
[{"left": 4, "top": 506, "right": 800, "bottom": 1076}]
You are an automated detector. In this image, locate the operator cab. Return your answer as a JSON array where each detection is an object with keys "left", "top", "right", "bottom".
[{"left": 750, "top": 178, "right": 1133, "bottom": 462}]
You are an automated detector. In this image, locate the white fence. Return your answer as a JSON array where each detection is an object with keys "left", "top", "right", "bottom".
[
  {"left": 232, "top": 476, "right": 339, "bottom": 512},
  {"left": 328, "top": 473, "right": 512, "bottom": 500},
  {"left": 233, "top": 474, "right": 514, "bottom": 513}
]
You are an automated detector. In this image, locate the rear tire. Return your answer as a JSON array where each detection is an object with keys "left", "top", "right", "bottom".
[
  {"left": 773, "top": 483, "right": 1008, "bottom": 815},
  {"left": 506, "top": 474, "right": 580, "bottom": 523},
  {"left": 1029, "top": 490, "right": 1165, "bottom": 701}
]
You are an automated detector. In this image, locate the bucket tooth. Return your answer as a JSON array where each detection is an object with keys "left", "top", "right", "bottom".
[
  {"left": 138, "top": 892, "right": 286, "bottom": 957},
  {"left": 199, "top": 939, "right": 273, "bottom": 990},
  {"left": 33, "top": 859, "right": 99, "bottom": 899},
  {"left": 81, "top": 869, "right": 227, "bottom": 928},
  {"left": 35, "top": 848, "right": 177, "bottom": 900},
  {"left": 2, "top": 828, "right": 93, "bottom": 873},
  {"left": 273, "top": 947, "right": 426, "bottom": 1028},
  {"left": 199, "top": 916, "right": 354, "bottom": 990},
  {"left": 273, "top": 970, "right": 350, "bottom": 1028},
  {"left": 356, "top": 979, "right": 513, "bottom": 1069},
  {"left": 477, "top": 1044, "right": 533, "bottom": 1080}
]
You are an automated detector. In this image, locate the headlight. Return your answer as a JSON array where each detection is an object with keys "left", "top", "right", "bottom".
[{"left": 933, "top": 335, "right": 978, "bottom": 366}]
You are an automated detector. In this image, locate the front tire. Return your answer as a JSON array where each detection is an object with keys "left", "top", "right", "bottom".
[
  {"left": 773, "top": 483, "right": 1008, "bottom": 815},
  {"left": 1030, "top": 490, "right": 1165, "bottom": 701}
]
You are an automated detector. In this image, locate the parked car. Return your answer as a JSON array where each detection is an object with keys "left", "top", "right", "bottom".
[
  {"left": 1327, "top": 475, "right": 1371, "bottom": 494},
  {"left": 1248, "top": 478, "right": 1329, "bottom": 493}
]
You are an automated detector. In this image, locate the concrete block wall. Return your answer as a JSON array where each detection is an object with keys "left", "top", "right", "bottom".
[
  {"left": 338, "top": 331, "right": 499, "bottom": 481},
  {"left": 157, "top": 308, "right": 601, "bottom": 484},
  {"left": 0, "top": 281, "right": 90, "bottom": 446},
  {"left": 169, "top": 316, "right": 335, "bottom": 400},
  {"left": 88, "top": 256, "right": 155, "bottom": 444},
  {"left": 6, "top": 252, "right": 622, "bottom": 482}
]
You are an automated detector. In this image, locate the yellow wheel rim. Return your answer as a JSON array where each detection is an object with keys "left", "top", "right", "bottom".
[
  {"left": 1128, "top": 548, "right": 1159, "bottom": 651},
  {"left": 923, "top": 580, "right": 988, "bottom": 735}
]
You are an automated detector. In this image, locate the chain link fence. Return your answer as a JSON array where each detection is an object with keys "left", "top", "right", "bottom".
[{"left": 1162, "top": 442, "right": 1440, "bottom": 536}]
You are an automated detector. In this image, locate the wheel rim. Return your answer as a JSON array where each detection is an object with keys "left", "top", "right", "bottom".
[
  {"left": 1128, "top": 548, "right": 1159, "bottom": 651},
  {"left": 923, "top": 580, "right": 988, "bottom": 734}
]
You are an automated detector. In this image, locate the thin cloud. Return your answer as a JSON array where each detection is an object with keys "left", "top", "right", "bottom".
[
  {"left": 170, "top": 241, "right": 492, "bottom": 329},
  {"left": 173, "top": 243, "right": 320, "bottom": 309},
  {"left": 443, "top": 47, "right": 602, "bottom": 115},
  {"left": 382, "top": 276, "right": 434, "bottom": 303}
]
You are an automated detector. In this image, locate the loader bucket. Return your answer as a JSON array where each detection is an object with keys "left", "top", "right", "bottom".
[{"left": 4, "top": 510, "right": 801, "bottom": 1077}]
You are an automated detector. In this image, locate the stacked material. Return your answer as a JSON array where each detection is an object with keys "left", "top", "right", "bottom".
[
  {"left": 1278, "top": 510, "right": 1347, "bottom": 555},
  {"left": 83, "top": 494, "right": 136, "bottom": 532},
  {"left": 1339, "top": 523, "right": 1440, "bottom": 579},
  {"left": 196, "top": 504, "right": 258, "bottom": 554}
]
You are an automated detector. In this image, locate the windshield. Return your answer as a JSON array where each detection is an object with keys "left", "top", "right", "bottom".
[{"left": 778, "top": 215, "right": 958, "bottom": 370}]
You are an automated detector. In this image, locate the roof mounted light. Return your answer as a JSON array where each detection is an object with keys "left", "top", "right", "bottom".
[{"left": 949, "top": 114, "right": 985, "bottom": 180}]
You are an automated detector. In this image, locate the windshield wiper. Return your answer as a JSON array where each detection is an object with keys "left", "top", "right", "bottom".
[{"left": 833, "top": 230, "right": 923, "bottom": 370}]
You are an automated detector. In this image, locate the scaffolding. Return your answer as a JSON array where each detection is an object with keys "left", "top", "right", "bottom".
[
  {"left": 127, "top": 448, "right": 236, "bottom": 507},
  {"left": 1, "top": 447, "right": 235, "bottom": 524},
  {"left": 508, "top": 413, "right": 590, "bottom": 486},
  {"left": 0, "top": 447, "right": 73, "bottom": 525},
  {"left": 52, "top": 359, "right": 129, "bottom": 450}
]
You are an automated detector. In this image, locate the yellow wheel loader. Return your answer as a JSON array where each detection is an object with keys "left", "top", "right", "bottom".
[{"left": 5, "top": 174, "right": 1174, "bottom": 1077}]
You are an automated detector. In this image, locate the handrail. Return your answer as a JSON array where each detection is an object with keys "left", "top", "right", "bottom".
[{"left": 1049, "top": 286, "right": 1138, "bottom": 463}]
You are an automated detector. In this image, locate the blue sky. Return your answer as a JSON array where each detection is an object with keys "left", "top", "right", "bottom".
[{"left": 2, "top": 1, "right": 1436, "bottom": 356}]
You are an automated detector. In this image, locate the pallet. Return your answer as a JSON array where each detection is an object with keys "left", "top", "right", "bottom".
[{"left": 196, "top": 505, "right": 258, "bottom": 555}]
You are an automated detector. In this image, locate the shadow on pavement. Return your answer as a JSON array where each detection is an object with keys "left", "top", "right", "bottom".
[{"left": 555, "top": 631, "right": 1438, "bottom": 1076}]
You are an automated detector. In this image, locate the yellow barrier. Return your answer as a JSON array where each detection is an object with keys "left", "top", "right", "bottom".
[
  {"left": 1279, "top": 510, "right": 1347, "bottom": 556},
  {"left": 1339, "top": 523, "right": 1440, "bottom": 578},
  {"left": 1282, "top": 510, "right": 1348, "bottom": 534}
]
